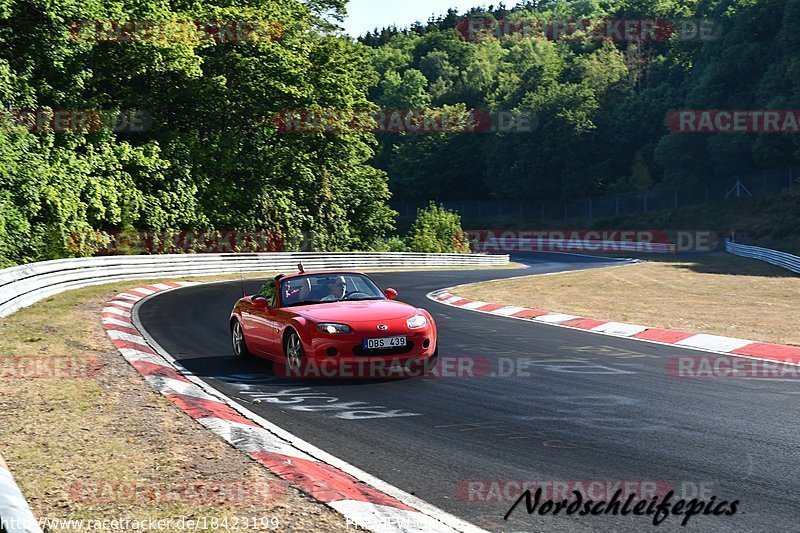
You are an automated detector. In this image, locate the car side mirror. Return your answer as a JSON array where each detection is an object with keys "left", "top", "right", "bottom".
[
  {"left": 252, "top": 297, "right": 269, "bottom": 309},
  {"left": 385, "top": 288, "right": 398, "bottom": 300}
]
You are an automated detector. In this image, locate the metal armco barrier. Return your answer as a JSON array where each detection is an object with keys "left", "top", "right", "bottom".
[
  {"left": 725, "top": 240, "right": 800, "bottom": 275},
  {"left": 0, "top": 252, "right": 509, "bottom": 319}
]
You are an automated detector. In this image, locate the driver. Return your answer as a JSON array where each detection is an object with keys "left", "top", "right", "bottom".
[{"left": 321, "top": 276, "right": 346, "bottom": 302}]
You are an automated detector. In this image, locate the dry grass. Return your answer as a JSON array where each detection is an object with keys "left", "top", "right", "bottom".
[
  {"left": 0, "top": 277, "right": 348, "bottom": 531},
  {"left": 454, "top": 253, "right": 800, "bottom": 346},
  {"left": 0, "top": 261, "right": 518, "bottom": 528}
]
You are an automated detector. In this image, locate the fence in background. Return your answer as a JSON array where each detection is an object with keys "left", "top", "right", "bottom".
[
  {"left": 0, "top": 252, "right": 509, "bottom": 318},
  {"left": 393, "top": 166, "right": 799, "bottom": 223},
  {"left": 724, "top": 240, "right": 800, "bottom": 275}
]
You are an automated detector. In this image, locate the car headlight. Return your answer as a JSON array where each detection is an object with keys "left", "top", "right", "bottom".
[
  {"left": 406, "top": 314, "right": 428, "bottom": 329},
  {"left": 317, "top": 323, "right": 352, "bottom": 335}
]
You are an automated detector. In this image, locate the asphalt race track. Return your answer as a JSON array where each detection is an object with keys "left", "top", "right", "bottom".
[{"left": 139, "top": 252, "right": 800, "bottom": 532}]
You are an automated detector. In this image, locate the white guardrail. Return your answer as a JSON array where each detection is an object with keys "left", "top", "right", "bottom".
[
  {"left": 0, "top": 252, "right": 509, "bottom": 319},
  {"left": 725, "top": 239, "right": 800, "bottom": 274}
]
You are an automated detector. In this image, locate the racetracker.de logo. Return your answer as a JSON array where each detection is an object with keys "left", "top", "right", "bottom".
[
  {"left": 667, "top": 356, "right": 800, "bottom": 379},
  {"left": 68, "top": 20, "right": 283, "bottom": 44},
  {"left": 466, "top": 230, "right": 674, "bottom": 253},
  {"left": 67, "top": 230, "right": 284, "bottom": 255},
  {"left": 273, "top": 109, "right": 535, "bottom": 134},
  {"left": 456, "top": 18, "right": 720, "bottom": 42},
  {"left": 69, "top": 480, "right": 286, "bottom": 504},
  {"left": 0, "top": 356, "right": 104, "bottom": 379},
  {"left": 457, "top": 480, "right": 673, "bottom": 503},
  {"left": 668, "top": 110, "right": 800, "bottom": 133},
  {"left": 276, "top": 356, "right": 494, "bottom": 380},
  {"left": 0, "top": 109, "right": 150, "bottom": 134}
]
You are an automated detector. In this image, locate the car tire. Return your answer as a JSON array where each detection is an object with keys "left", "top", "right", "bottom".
[
  {"left": 283, "top": 329, "right": 306, "bottom": 376},
  {"left": 231, "top": 320, "right": 251, "bottom": 359}
]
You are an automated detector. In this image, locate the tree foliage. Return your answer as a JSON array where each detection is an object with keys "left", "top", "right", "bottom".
[
  {"left": 362, "top": 0, "right": 800, "bottom": 204},
  {"left": 405, "top": 202, "right": 471, "bottom": 253},
  {"left": 0, "top": 0, "right": 395, "bottom": 266}
]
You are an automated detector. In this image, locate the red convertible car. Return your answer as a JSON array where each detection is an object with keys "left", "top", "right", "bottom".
[{"left": 229, "top": 271, "right": 438, "bottom": 378}]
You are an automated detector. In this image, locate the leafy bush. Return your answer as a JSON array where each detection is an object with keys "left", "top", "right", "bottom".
[
  {"left": 405, "top": 202, "right": 471, "bottom": 254},
  {"left": 373, "top": 235, "right": 408, "bottom": 252}
]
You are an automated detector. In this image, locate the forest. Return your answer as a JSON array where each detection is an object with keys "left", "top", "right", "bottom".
[{"left": 1, "top": 0, "right": 798, "bottom": 266}]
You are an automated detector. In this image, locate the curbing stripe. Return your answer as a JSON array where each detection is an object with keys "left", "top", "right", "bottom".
[
  {"left": 675, "top": 334, "right": 754, "bottom": 353},
  {"left": 103, "top": 322, "right": 140, "bottom": 335},
  {"left": 560, "top": 317, "right": 608, "bottom": 330},
  {"left": 427, "top": 290, "right": 800, "bottom": 366},
  {"left": 632, "top": 328, "right": 696, "bottom": 344},
  {"left": 732, "top": 342, "right": 800, "bottom": 362},
  {"left": 249, "top": 452, "right": 415, "bottom": 509},
  {"left": 102, "top": 317, "right": 139, "bottom": 330},
  {"left": 165, "top": 394, "right": 261, "bottom": 427},
  {"left": 106, "top": 329, "right": 147, "bottom": 345},
  {"left": 130, "top": 361, "right": 192, "bottom": 383},
  {"left": 591, "top": 322, "right": 649, "bottom": 337},
  {"left": 102, "top": 283, "right": 484, "bottom": 533},
  {"left": 329, "top": 500, "right": 459, "bottom": 533},
  {"left": 511, "top": 308, "right": 548, "bottom": 318},
  {"left": 101, "top": 306, "right": 130, "bottom": 317},
  {"left": 195, "top": 418, "right": 318, "bottom": 459},
  {"left": 491, "top": 306, "right": 528, "bottom": 316},
  {"left": 535, "top": 313, "right": 580, "bottom": 324},
  {"left": 457, "top": 301, "right": 487, "bottom": 310},
  {"left": 107, "top": 300, "right": 135, "bottom": 309}
]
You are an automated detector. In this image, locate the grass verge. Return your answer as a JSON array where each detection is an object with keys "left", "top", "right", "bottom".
[
  {"left": 0, "top": 262, "right": 519, "bottom": 528},
  {"left": 453, "top": 253, "right": 800, "bottom": 346},
  {"left": 0, "top": 274, "right": 348, "bottom": 531}
]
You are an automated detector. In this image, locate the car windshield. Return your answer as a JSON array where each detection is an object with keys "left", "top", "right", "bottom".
[{"left": 279, "top": 273, "right": 386, "bottom": 307}]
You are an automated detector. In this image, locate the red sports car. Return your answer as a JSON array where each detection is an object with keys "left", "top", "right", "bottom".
[{"left": 229, "top": 271, "right": 438, "bottom": 378}]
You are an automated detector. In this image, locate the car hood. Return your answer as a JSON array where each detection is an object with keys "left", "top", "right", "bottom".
[{"left": 292, "top": 300, "right": 418, "bottom": 322}]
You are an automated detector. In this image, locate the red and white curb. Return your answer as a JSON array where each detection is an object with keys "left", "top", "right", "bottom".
[
  {"left": 0, "top": 454, "right": 42, "bottom": 533},
  {"left": 103, "top": 282, "right": 484, "bottom": 533},
  {"left": 427, "top": 289, "right": 800, "bottom": 365}
]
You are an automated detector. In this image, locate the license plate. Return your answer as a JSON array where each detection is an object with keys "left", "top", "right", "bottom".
[{"left": 363, "top": 336, "right": 407, "bottom": 350}]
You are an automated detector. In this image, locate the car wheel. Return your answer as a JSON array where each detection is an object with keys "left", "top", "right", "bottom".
[
  {"left": 284, "top": 329, "right": 306, "bottom": 374},
  {"left": 232, "top": 320, "right": 250, "bottom": 359}
]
